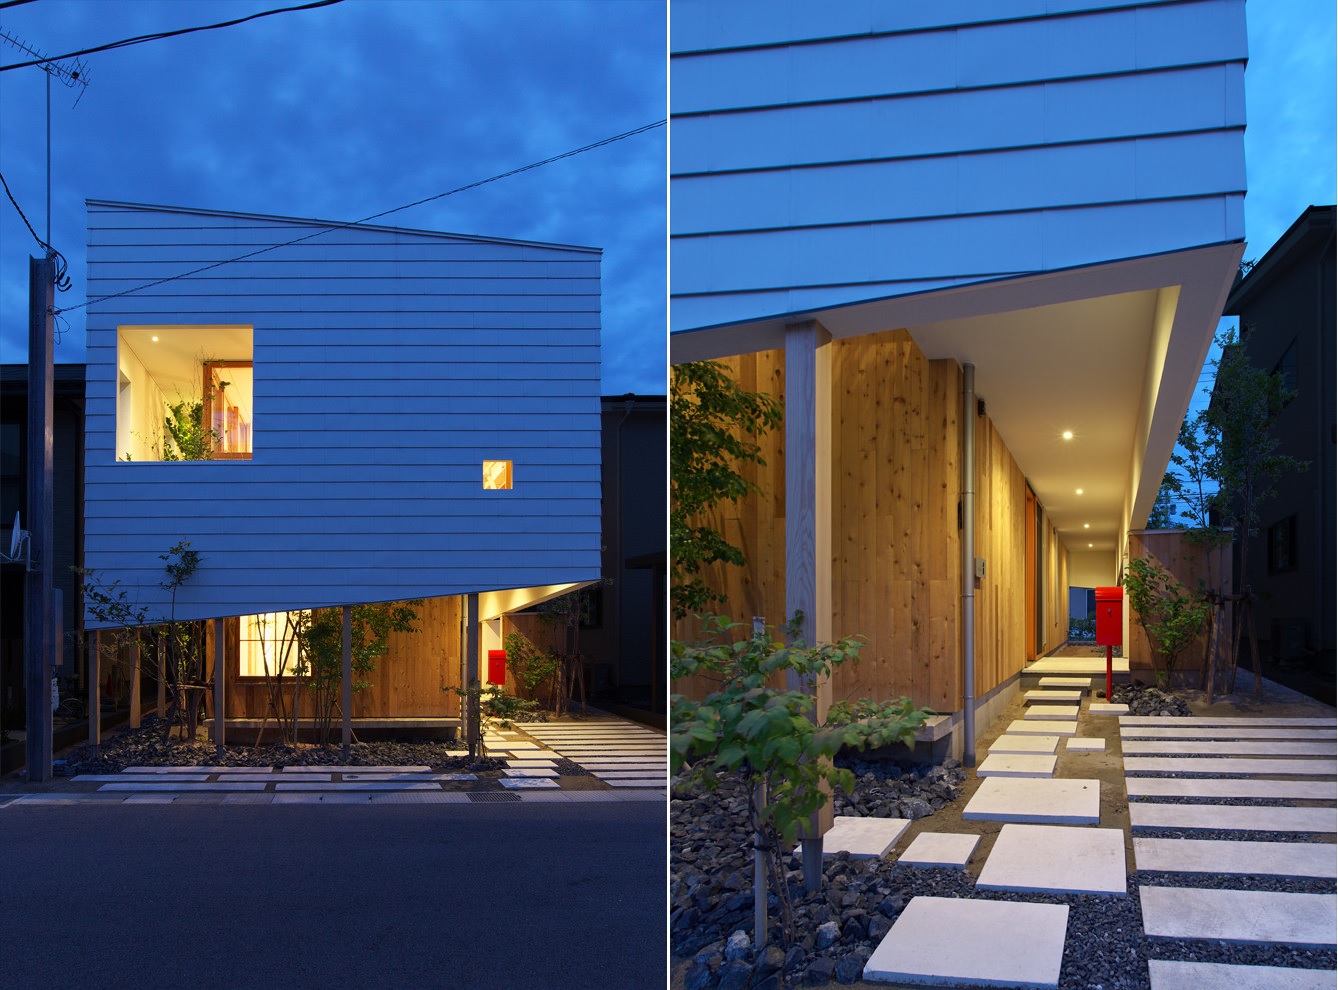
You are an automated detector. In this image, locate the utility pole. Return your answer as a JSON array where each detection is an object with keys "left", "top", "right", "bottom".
[{"left": 25, "top": 255, "right": 56, "bottom": 782}]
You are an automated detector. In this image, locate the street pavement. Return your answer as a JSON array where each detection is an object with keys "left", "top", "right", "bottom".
[{"left": 0, "top": 800, "right": 666, "bottom": 989}]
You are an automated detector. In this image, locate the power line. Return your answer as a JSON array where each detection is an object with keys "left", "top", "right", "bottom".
[
  {"left": 0, "top": 0, "right": 344, "bottom": 71},
  {"left": 0, "top": 0, "right": 42, "bottom": 11},
  {"left": 58, "top": 118, "right": 666, "bottom": 315},
  {"left": 0, "top": 168, "right": 70, "bottom": 289}
]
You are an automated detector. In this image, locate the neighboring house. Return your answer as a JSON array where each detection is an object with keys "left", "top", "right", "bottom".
[
  {"left": 670, "top": 1, "right": 1246, "bottom": 759},
  {"left": 1221, "top": 205, "right": 1336, "bottom": 703},
  {"left": 82, "top": 200, "right": 603, "bottom": 734}
]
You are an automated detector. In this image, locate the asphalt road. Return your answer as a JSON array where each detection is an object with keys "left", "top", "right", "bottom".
[{"left": 0, "top": 800, "right": 666, "bottom": 990}]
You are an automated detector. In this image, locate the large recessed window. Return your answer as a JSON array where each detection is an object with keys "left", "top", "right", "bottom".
[{"left": 116, "top": 325, "right": 253, "bottom": 461}]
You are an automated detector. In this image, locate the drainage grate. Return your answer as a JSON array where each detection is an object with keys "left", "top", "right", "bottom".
[{"left": 467, "top": 791, "right": 522, "bottom": 803}]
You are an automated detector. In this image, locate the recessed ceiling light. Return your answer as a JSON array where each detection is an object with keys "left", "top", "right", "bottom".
[
  {"left": 1083, "top": 523, "right": 1090, "bottom": 529},
  {"left": 1088, "top": 543, "right": 1093, "bottom": 548},
  {"left": 1076, "top": 488, "right": 1084, "bottom": 495},
  {"left": 1062, "top": 431, "right": 1073, "bottom": 440},
  {"left": 151, "top": 335, "right": 159, "bottom": 342}
]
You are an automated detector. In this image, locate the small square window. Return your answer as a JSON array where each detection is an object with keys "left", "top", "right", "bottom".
[
  {"left": 1267, "top": 515, "right": 1297, "bottom": 574},
  {"left": 483, "top": 460, "right": 512, "bottom": 490}
]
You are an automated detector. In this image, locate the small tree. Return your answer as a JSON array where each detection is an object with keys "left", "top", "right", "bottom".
[
  {"left": 503, "top": 631, "right": 561, "bottom": 713},
  {"left": 1123, "top": 555, "right": 1211, "bottom": 687},
  {"left": 671, "top": 361, "right": 783, "bottom": 619},
  {"left": 672, "top": 616, "right": 930, "bottom": 949}
]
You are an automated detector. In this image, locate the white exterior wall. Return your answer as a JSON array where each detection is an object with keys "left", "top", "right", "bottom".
[
  {"left": 83, "top": 201, "right": 601, "bottom": 627},
  {"left": 671, "top": 0, "right": 1247, "bottom": 332}
]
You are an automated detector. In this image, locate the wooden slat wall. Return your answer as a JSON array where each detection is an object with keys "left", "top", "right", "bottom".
[
  {"left": 223, "top": 595, "right": 462, "bottom": 719},
  {"left": 1127, "top": 530, "right": 1232, "bottom": 682}
]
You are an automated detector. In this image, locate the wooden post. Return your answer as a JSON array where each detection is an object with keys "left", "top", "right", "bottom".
[
  {"left": 24, "top": 254, "right": 55, "bottom": 782},
  {"left": 341, "top": 605, "right": 352, "bottom": 761},
  {"left": 214, "top": 617, "right": 224, "bottom": 757},
  {"left": 157, "top": 628, "right": 166, "bottom": 716},
  {"left": 465, "top": 594, "right": 480, "bottom": 759},
  {"left": 785, "top": 320, "right": 834, "bottom": 894},
  {"left": 128, "top": 639, "right": 141, "bottom": 730},
  {"left": 88, "top": 630, "right": 101, "bottom": 748}
]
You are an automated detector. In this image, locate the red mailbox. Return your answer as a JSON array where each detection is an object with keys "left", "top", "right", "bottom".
[
  {"left": 1094, "top": 586, "right": 1123, "bottom": 646},
  {"left": 487, "top": 649, "right": 506, "bottom": 685}
]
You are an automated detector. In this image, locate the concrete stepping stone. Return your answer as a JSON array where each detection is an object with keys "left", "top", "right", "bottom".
[
  {"left": 963, "top": 777, "right": 1100, "bottom": 824},
  {"left": 1025, "top": 690, "right": 1082, "bottom": 703},
  {"left": 498, "top": 777, "right": 559, "bottom": 789},
  {"left": 1134, "top": 838, "right": 1338, "bottom": 878},
  {"left": 1124, "top": 740, "right": 1337, "bottom": 757},
  {"left": 275, "top": 781, "right": 441, "bottom": 791},
  {"left": 281, "top": 765, "right": 429, "bottom": 772},
  {"left": 1130, "top": 803, "right": 1336, "bottom": 834},
  {"left": 502, "top": 767, "right": 559, "bottom": 778},
  {"left": 864, "top": 896, "right": 1068, "bottom": 987},
  {"left": 989, "top": 734, "right": 1061, "bottom": 755},
  {"left": 1039, "top": 677, "right": 1091, "bottom": 688},
  {"left": 97, "top": 781, "right": 268, "bottom": 792},
  {"left": 1148, "top": 959, "right": 1337, "bottom": 990},
  {"left": 1140, "top": 886, "right": 1337, "bottom": 947},
  {"left": 898, "top": 832, "right": 980, "bottom": 868},
  {"left": 75, "top": 774, "right": 213, "bottom": 783},
  {"left": 1121, "top": 726, "right": 1337, "bottom": 740},
  {"left": 795, "top": 816, "right": 911, "bottom": 859},
  {"left": 1121, "top": 716, "right": 1337, "bottom": 727},
  {"left": 1065, "top": 737, "right": 1105, "bottom": 752},
  {"left": 977, "top": 823, "right": 1127, "bottom": 895},
  {"left": 1006, "top": 719, "right": 1078, "bottom": 737},
  {"left": 1125, "top": 778, "right": 1336, "bottom": 800},
  {"left": 1087, "top": 703, "right": 1129, "bottom": 715},
  {"left": 1124, "top": 757, "right": 1338, "bottom": 776},
  {"left": 1026, "top": 705, "right": 1079, "bottom": 721},
  {"left": 977, "top": 754, "right": 1057, "bottom": 778},
  {"left": 232, "top": 773, "right": 332, "bottom": 783}
]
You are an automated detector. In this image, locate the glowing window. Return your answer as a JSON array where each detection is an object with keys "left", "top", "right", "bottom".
[
  {"left": 238, "top": 611, "right": 304, "bottom": 678},
  {"left": 483, "top": 460, "right": 513, "bottom": 490},
  {"left": 115, "top": 325, "right": 252, "bottom": 461}
]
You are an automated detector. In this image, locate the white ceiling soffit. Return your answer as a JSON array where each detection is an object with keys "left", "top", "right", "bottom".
[{"left": 671, "top": 243, "right": 1244, "bottom": 554}]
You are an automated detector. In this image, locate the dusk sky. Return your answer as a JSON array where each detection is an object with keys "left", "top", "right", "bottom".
[
  {"left": 0, "top": 0, "right": 666, "bottom": 394},
  {"left": 1, "top": 2, "right": 1333, "bottom": 401}
]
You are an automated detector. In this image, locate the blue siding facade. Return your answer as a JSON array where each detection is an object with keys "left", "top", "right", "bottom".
[
  {"left": 83, "top": 201, "right": 601, "bottom": 626},
  {"left": 670, "top": 0, "right": 1247, "bottom": 333}
]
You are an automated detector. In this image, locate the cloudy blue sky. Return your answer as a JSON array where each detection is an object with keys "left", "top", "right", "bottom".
[{"left": 0, "top": 0, "right": 666, "bottom": 393}]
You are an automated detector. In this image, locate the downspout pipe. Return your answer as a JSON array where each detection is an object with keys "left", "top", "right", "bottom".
[{"left": 962, "top": 363, "right": 977, "bottom": 767}]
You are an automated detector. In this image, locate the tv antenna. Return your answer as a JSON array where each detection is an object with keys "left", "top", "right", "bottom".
[
  {"left": 3, "top": 510, "right": 33, "bottom": 571},
  {"left": 0, "top": 30, "right": 91, "bottom": 247}
]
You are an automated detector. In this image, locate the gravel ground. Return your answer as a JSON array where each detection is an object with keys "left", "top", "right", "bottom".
[{"left": 673, "top": 766, "right": 1336, "bottom": 990}]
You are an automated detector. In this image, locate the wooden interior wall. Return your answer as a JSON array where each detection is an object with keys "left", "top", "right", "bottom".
[
  {"left": 972, "top": 407, "right": 1027, "bottom": 700},
  {"left": 828, "top": 332, "right": 961, "bottom": 713},
  {"left": 1127, "top": 531, "right": 1232, "bottom": 683},
  {"left": 223, "top": 595, "right": 462, "bottom": 720},
  {"left": 1040, "top": 516, "right": 1069, "bottom": 655}
]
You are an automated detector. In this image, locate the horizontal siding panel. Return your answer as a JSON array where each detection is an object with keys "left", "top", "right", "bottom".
[
  {"left": 671, "top": 64, "right": 1240, "bottom": 174},
  {"left": 672, "top": 1, "right": 1243, "bottom": 114},
  {"left": 84, "top": 202, "right": 602, "bottom": 624}
]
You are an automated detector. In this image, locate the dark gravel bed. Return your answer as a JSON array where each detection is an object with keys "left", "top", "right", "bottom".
[
  {"left": 64, "top": 716, "right": 507, "bottom": 774},
  {"left": 1111, "top": 684, "right": 1193, "bottom": 717},
  {"left": 674, "top": 768, "right": 1335, "bottom": 989},
  {"left": 1128, "top": 795, "right": 1326, "bottom": 807},
  {"left": 552, "top": 757, "right": 593, "bottom": 777},
  {"left": 1131, "top": 827, "right": 1335, "bottom": 844}
]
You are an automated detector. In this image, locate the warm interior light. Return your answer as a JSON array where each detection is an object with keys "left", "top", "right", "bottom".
[
  {"left": 1083, "top": 523, "right": 1090, "bottom": 529},
  {"left": 1062, "top": 430, "right": 1073, "bottom": 440},
  {"left": 1088, "top": 543, "right": 1093, "bottom": 548},
  {"left": 483, "top": 459, "right": 513, "bottom": 490},
  {"left": 1076, "top": 488, "right": 1084, "bottom": 495},
  {"left": 151, "top": 335, "right": 159, "bottom": 342}
]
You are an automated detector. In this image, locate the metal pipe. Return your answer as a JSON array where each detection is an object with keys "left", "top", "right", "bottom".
[{"left": 962, "top": 363, "right": 977, "bottom": 767}]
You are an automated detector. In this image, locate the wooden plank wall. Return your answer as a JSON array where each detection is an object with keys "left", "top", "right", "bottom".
[
  {"left": 1127, "top": 530, "right": 1231, "bottom": 683},
  {"left": 972, "top": 408, "right": 1026, "bottom": 701},
  {"left": 1042, "top": 515, "right": 1070, "bottom": 655},
  {"left": 221, "top": 595, "right": 462, "bottom": 719}
]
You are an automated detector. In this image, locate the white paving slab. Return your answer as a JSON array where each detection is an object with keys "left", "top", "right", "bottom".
[
  {"left": 1025, "top": 690, "right": 1082, "bottom": 703},
  {"left": 1065, "top": 737, "right": 1106, "bottom": 752},
  {"left": 98, "top": 781, "right": 268, "bottom": 792},
  {"left": 977, "top": 823, "right": 1127, "bottom": 895},
  {"left": 1125, "top": 778, "right": 1337, "bottom": 800},
  {"left": 1130, "top": 803, "right": 1336, "bottom": 833},
  {"left": 1121, "top": 726, "right": 1337, "bottom": 740},
  {"left": 280, "top": 765, "right": 428, "bottom": 772},
  {"left": 1039, "top": 677, "right": 1091, "bottom": 688},
  {"left": 591, "top": 771, "right": 665, "bottom": 780},
  {"left": 977, "top": 754, "right": 1057, "bottom": 778},
  {"left": 502, "top": 768, "right": 559, "bottom": 778},
  {"left": 1121, "top": 717, "right": 1337, "bottom": 727},
  {"left": 122, "top": 794, "right": 178, "bottom": 803},
  {"left": 231, "top": 774, "right": 332, "bottom": 783},
  {"left": 864, "top": 896, "right": 1069, "bottom": 987},
  {"left": 124, "top": 765, "right": 269, "bottom": 774},
  {"left": 897, "top": 832, "right": 980, "bottom": 868},
  {"left": 498, "top": 777, "right": 559, "bottom": 789},
  {"left": 1140, "top": 886, "right": 1337, "bottom": 947},
  {"left": 1148, "top": 959, "right": 1337, "bottom": 990},
  {"left": 1028, "top": 657, "right": 1129, "bottom": 673},
  {"left": 963, "top": 777, "right": 1100, "bottom": 824},
  {"left": 796, "top": 816, "right": 912, "bottom": 859},
  {"left": 275, "top": 782, "right": 442, "bottom": 791},
  {"left": 340, "top": 772, "right": 477, "bottom": 782},
  {"left": 1006, "top": 719, "right": 1078, "bottom": 737},
  {"left": 1123, "top": 740, "right": 1337, "bottom": 757},
  {"left": 989, "top": 734, "right": 1061, "bottom": 755},
  {"left": 1124, "top": 757, "right": 1338, "bottom": 776},
  {"left": 1134, "top": 838, "right": 1338, "bottom": 878},
  {"left": 74, "top": 774, "right": 212, "bottom": 783},
  {"left": 1025, "top": 705, "right": 1079, "bottom": 721},
  {"left": 1087, "top": 703, "right": 1129, "bottom": 715}
]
